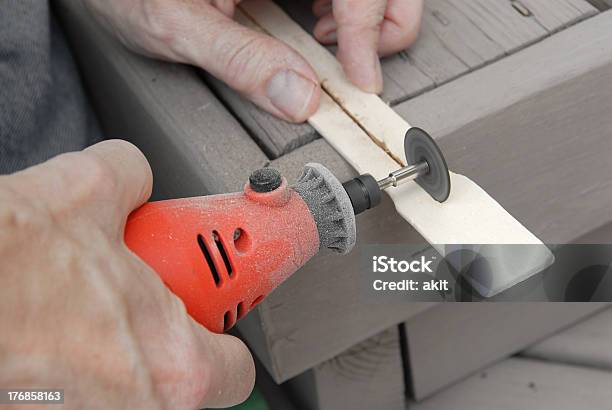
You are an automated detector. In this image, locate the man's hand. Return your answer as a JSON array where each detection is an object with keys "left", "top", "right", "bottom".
[
  {"left": 0, "top": 140, "right": 255, "bottom": 409},
  {"left": 81, "top": 0, "right": 423, "bottom": 122}
]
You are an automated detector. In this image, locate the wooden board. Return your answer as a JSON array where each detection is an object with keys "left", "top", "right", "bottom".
[
  {"left": 204, "top": 74, "right": 318, "bottom": 158},
  {"left": 284, "top": 327, "right": 405, "bottom": 410},
  {"left": 585, "top": 0, "right": 612, "bottom": 10},
  {"left": 395, "top": 10, "right": 612, "bottom": 244},
  {"left": 522, "top": 306, "right": 612, "bottom": 371},
  {"left": 233, "top": 10, "right": 612, "bottom": 381},
  {"left": 408, "top": 357, "right": 612, "bottom": 409},
  {"left": 403, "top": 303, "right": 607, "bottom": 400},
  {"left": 54, "top": 0, "right": 269, "bottom": 200},
  {"left": 240, "top": 0, "right": 549, "bottom": 248},
  {"left": 214, "top": 0, "right": 596, "bottom": 158}
]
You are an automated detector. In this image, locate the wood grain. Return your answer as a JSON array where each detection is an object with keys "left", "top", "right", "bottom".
[
  {"left": 54, "top": 0, "right": 269, "bottom": 199},
  {"left": 409, "top": 356, "right": 612, "bottom": 409},
  {"left": 403, "top": 303, "right": 607, "bottom": 400},
  {"left": 522, "top": 306, "right": 612, "bottom": 371},
  {"left": 285, "top": 327, "right": 405, "bottom": 410},
  {"left": 216, "top": 0, "right": 597, "bottom": 157},
  {"left": 395, "top": 10, "right": 612, "bottom": 243}
]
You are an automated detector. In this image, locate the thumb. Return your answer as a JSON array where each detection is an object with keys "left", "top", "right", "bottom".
[{"left": 139, "top": 1, "right": 321, "bottom": 122}]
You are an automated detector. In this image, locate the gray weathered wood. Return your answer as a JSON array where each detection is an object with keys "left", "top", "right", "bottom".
[
  {"left": 520, "top": 0, "right": 598, "bottom": 32},
  {"left": 234, "top": 11, "right": 612, "bottom": 384},
  {"left": 285, "top": 327, "right": 405, "bottom": 410},
  {"left": 585, "top": 0, "right": 612, "bottom": 10},
  {"left": 221, "top": 0, "right": 596, "bottom": 159},
  {"left": 251, "top": 138, "right": 436, "bottom": 381},
  {"left": 408, "top": 357, "right": 612, "bottom": 409},
  {"left": 396, "top": 10, "right": 612, "bottom": 244},
  {"left": 573, "top": 220, "right": 612, "bottom": 244},
  {"left": 522, "top": 306, "right": 612, "bottom": 371},
  {"left": 204, "top": 75, "right": 318, "bottom": 158},
  {"left": 54, "top": 0, "right": 269, "bottom": 199},
  {"left": 403, "top": 303, "right": 607, "bottom": 400}
]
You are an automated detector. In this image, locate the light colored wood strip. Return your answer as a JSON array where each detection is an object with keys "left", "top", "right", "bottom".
[
  {"left": 240, "top": 0, "right": 411, "bottom": 162},
  {"left": 239, "top": 0, "right": 548, "bottom": 250},
  {"left": 410, "top": 357, "right": 612, "bottom": 409},
  {"left": 522, "top": 306, "right": 612, "bottom": 371},
  {"left": 395, "top": 10, "right": 612, "bottom": 243}
]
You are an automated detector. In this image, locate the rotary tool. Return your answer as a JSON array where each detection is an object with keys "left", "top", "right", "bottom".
[{"left": 124, "top": 128, "right": 450, "bottom": 333}]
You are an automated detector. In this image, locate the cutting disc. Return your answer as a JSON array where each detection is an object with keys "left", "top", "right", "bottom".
[{"left": 404, "top": 127, "right": 451, "bottom": 202}]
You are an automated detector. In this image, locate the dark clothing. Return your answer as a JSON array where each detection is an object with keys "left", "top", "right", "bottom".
[{"left": 0, "top": 1, "right": 101, "bottom": 174}]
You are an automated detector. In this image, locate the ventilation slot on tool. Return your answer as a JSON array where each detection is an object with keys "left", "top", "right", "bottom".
[
  {"left": 237, "top": 302, "right": 246, "bottom": 320},
  {"left": 197, "top": 234, "right": 221, "bottom": 286},
  {"left": 213, "top": 231, "right": 233, "bottom": 277},
  {"left": 223, "top": 310, "right": 236, "bottom": 331}
]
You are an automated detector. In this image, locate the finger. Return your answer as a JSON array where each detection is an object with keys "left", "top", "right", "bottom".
[
  {"left": 140, "top": 1, "right": 320, "bottom": 122},
  {"left": 313, "top": 12, "right": 338, "bottom": 44},
  {"left": 194, "top": 327, "right": 255, "bottom": 408},
  {"left": 312, "top": 0, "right": 332, "bottom": 17},
  {"left": 211, "top": 0, "right": 238, "bottom": 18},
  {"left": 332, "top": 0, "right": 387, "bottom": 93},
  {"left": 378, "top": 0, "right": 423, "bottom": 56},
  {"left": 7, "top": 140, "right": 152, "bottom": 233},
  {"left": 83, "top": 140, "right": 153, "bottom": 223}
]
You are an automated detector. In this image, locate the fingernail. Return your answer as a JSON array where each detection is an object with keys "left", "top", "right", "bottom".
[{"left": 267, "top": 70, "right": 318, "bottom": 120}]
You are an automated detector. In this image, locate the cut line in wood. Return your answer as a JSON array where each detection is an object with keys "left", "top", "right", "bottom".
[{"left": 239, "top": 0, "right": 552, "bottom": 255}]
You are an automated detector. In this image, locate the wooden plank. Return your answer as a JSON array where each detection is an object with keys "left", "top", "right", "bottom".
[
  {"left": 284, "top": 327, "right": 405, "bottom": 410},
  {"left": 204, "top": 75, "right": 318, "bottom": 159},
  {"left": 418, "top": 0, "right": 505, "bottom": 69},
  {"left": 240, "top": 0, "right": 547, "bottom": 248},
  {"left": 220, "top": 0, "right": 596, "bottom": 158},
  {"left": 403, "top": 303, "right": 607, "bottom": 400},
  {"left": 409, "top": 357, "right": 612, "bottom": 409},
  {"left": 519, "top": 0, "right": 598, "bottom": 32},
  {"left": 257, "top": 138, "right": 436, "bottom": 382},
  {"left": 395, "top": 10, "right": 612, "bottom": 244},
  {"left": 54, "top": 0, "right": 268, "bottom": 199},
  {"left": 522, "top": 306, "right": 612, "bottom": 371},
  {"left": 398, "top": 8, "right": 470, "bottom": 85},
  {"left": 573, "top": 220, "right": 612, "bottom": 244},
  {"left": 241, "top": 0, "right": 553, "bottom": 301},
  {"left": 458, "top": 0, "right": 546, "bottom": 52},
  {"left": 586, "top": 0, "right": 612, "bottom": 10}
]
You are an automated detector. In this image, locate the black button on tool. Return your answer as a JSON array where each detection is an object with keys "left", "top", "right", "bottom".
[{"left": 249, "top": 168, "right": 282, "bottom": 192}]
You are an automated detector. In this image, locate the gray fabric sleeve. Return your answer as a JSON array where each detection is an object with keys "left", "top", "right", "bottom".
[{"left": 0, "top": 1, "right": 101, "bottom": 174}]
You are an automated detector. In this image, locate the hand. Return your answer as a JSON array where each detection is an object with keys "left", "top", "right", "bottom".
[
  {"left": 313, "top": 0, "right": 424, "bottom": 92},
  {"left": 0, "top": 140, "right": 254, "bottom": 409},
  {"left": 81, "top": 0, "right": 423, "bottom": 123}
]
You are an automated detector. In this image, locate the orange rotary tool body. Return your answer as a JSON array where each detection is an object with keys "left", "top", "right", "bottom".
[
  {"left": 125, "top": 175, "right": 321, "bottom": 334},
  {"left": 125, "top": 129, "right": 452, "bottom": 333}
]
